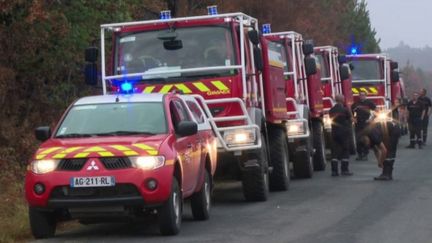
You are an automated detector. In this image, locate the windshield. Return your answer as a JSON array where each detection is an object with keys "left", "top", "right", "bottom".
[
  {"left": 316, "top": 54, "right": 329, "bottom": 79},
  {"left": 114, "top": 25, "right": 236, "bottom": 80},
  {"left": 55, "top": 102, "right": 167, "bottom": 138},
  {"left": 351, "top": 60, "right": 382, "bottom": 81}
]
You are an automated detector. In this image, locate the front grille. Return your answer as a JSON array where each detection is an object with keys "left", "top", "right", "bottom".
[
  {"left": 100, "top": 157, "right": 132, "bottom": 170},
  {"left": 50, "top": 184, "right": 140, "bottom": 200},
  {"left": 57, "top": 158, "right": 87, "bottom": 171}
]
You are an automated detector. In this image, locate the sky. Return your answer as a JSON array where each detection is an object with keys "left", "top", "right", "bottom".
[{"left": 366, "top": 0, "right": 432, "bottom": 49}]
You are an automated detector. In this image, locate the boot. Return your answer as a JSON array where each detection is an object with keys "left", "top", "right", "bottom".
[
  {"left": 374, "top": 160, "right": 393, "bottom": 181},
  {"left": 418, "top": 140, "right": 423, "bottom": 149},
  {"left": 331, "top": 159, "right": 339, "bottom": 177},
  {"left": 341, "top": 160, "right": 353, "bottom": 176}
]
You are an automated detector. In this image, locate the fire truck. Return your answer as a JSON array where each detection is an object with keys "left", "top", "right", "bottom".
[
  {"left": 262, "top": 29, "right": 326, "bottom": 175},
  {"left": 346, "top": 53, "right": 402, "bottom": 119},
  {"left": 84, "top": 7, "right": 298, "bottom": 201},
  {"left": 314, "top": 46, "right": 355, "bottom": 152}
]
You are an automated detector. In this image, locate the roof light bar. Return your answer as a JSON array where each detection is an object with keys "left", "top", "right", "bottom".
[
  {"left": 160, "top": 10, "right": 171, "bottom": 20},
  {"left": 207, "top": 5, "right": 218, "bottom": 15},
  {"left": 262, "top": 23, "right": 271, "bottom": 34}
]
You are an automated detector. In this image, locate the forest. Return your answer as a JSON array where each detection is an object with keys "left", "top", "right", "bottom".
[{"left": 0, "top": 0, "right": 379, "bottom": 241}]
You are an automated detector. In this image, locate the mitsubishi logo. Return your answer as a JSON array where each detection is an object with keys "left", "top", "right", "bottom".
[{"left": 86, "top": 160, "right": 99, "bottom": 171}]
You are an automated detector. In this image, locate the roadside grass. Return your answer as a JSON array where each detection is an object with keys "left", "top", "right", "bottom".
[{"left": 0, "top": 174, "right": 31, "bottom": 243}]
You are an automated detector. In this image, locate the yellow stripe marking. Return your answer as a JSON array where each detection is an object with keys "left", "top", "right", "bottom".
[
  {"left": 165, "top": 159, "right": 175, "bottom": 165},
  {"left": 84, "top": 146, "right": 106, "bottom": 152},
  {"left": 146, "top": 150, "right": 158, "bottom": 156},
  {"left": 159, "top": 85, "right": 173, "bottom": 94},
  {"left": 174, "top": 84, "right": 192, "bottom": 94},
  {"left": 36, "top": 154, "right": 47, "bottom": 160},
  {"left": 133, "top": 144, "right": 156, "bottom": 151},
  {"left": 143, "top": 86, "right": 156, "bottom": 93},
  {"left": 360, "top": 87, "right": 368, "bottom": 93},
  {"left": 39, "top": 147, "right": 62, "bottom": 155},
  {"left": 211, "top": 81, "right": 229, "bottom": 91},
  {"left": 123, "top": 150, "right": 139, "bottom": 156},
  {"left": 74, "top": 152, "right": 90, "bottom": 158},
  {"left": 62, "top": 147, "right": 83, "bottom": 153},
  {"left": 110, "top": 145, "right": 131, "bottom": 151},
  {"left": 193, "top": 82, "right": 210, "bottom": 92},
  {"left": 52, "top": 153, "right": 67, "bottom": 159},
  {"left": 98, "top": 151, "right": 114, "bottom": 157},
  {"left": 369, "top": 87, "right": 378, "bottom": 94},
  {"left": 352, "top": 88, "right": 359, "bottom": 94}
]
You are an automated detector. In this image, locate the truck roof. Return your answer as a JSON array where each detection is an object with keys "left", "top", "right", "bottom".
[{"left": 74, "top": 93, "right": 166, "bottom": 105}]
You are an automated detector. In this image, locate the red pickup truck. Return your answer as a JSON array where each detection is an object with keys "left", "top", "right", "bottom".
[{"left": 25, "top": 93, "right": 217, "bottom": 238}]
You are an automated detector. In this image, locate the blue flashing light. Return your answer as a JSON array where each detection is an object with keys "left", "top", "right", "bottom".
[
  {"left": 262, "top": 23, "right": 271, "bottom": 34},
  {"left": 350, "top": 47, "right": 358, "bottom": 55},
  {"left": 207, "top": 5, "right": 218, "bottom": 15},
  {"left": 160, "top": 10, "right": 171, "bottom": 20},
  {"left": 120, "top": 82, "right": 133, "bottom": 93}
]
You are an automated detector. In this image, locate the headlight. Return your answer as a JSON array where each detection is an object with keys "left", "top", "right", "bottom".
[
  {"left": 287, "top": 120, "right": 306, "bottom": 136},
  {"left": 131, "top": 156, "right": 165, "bottom": 170},
  {"left": 223, "top": 129, "right": 256, "bottom": 147},
  {"left": 31, "top": 159, "right": 60, "bottom": 174},
  {"left": 375, "top": 110, "right": 391, "bottom": 122},
  {"left": 323, "top": 114, "right": 332, "bottom": 130}
]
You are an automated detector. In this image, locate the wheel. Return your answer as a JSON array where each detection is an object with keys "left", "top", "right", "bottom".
[
  {"left": 29, "top": 207, "right": 56, "bottom": 239},
  {"left": 158, "top": 178, "right": 182, "bottom": 235},
  {"left": 292, "top": 137, "right": 314, "bottom": 178},
  {"left": 268, "top": 126, "right": 290, "bottom": 191},
  {"left": 190, "top": 170, "right": 211, "bottom": 220},
  {"left": 312, "top": 120, "right": 326, "bottom": 171},
  {"left": 241, "top": 134, "right": 269, "bottom": 202}
]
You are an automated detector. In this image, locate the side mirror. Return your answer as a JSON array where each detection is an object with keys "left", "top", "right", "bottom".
[
  {"left": 253, "top": 46, "right": 263, "bottom": 72},
  {"left": 338, "top": 55, "right": 347, "bottom": 64},
  {"left": 35, "top": 126, "right": 51, "bottom": 142},
  {"left": 391, "top": 70, "right": 400, "bottom": 82},
  {"left": 339, "top": 65, "right": 350, "bottom": 81},
  {"left": 85, "top": 63, "right": 98, "bottom": 85},
  {"left": 176, "top": 121, "right": 198, "bottom": 137},
  {"left": 163, "top": 40, "right": 183, "bottom": 50},
  {"left": 157, "top": 30, "right": 178, "bottom": 41},
  {"left": 302, "top": 40, "right": 314, "bottom": 55},
  {"left": 85, "top": 46, "right": 98, "bottom": 63},
  {"left": 304, "top": 56, "right": 317, "bottom": 76},
  {"left": 390, "top": 61, "right": 398, "bottom": 70},
  {"left": 248, "top": 30, "right": 260, "bottom": 46}
]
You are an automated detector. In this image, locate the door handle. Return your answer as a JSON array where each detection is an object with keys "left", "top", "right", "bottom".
[{"left": 187, "top": 143, "right": 193, "bottom": 149}]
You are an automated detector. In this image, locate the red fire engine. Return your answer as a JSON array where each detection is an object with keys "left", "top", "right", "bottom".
[
  {"left": 85, "top": 8, "right": 297, "bottom": 201},
  {"left": 346, "top": 53, "right": 402, "bottom": 119},
  {"left": 262, "top": 29, "right": 326, "bottom": 176},
  {"left": 314, "top": 46, "right": 355, "bottom": 152}
]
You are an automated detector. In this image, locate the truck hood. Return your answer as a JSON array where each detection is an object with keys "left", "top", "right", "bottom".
[{"left": 34, "top": 135, "right": 169, "bottom": 160}]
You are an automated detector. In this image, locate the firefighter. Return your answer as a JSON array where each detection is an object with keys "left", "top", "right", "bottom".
[
  {"left": 406, "top": 92, "right": 425, "bottom": 148},
  {"left": 419, "top": 88, "right": 431, "bottom": 145},
  {"left": 361, "top": 119, "right": 400, "bottom": 180},
  {"left": 398, "top": 97, "right": 409, "bottom": 136},
  {"left": 351, "top": 91, "right": 376, "bottom": 160},
  {"left": 329, "top": 94, "right": 353, "bottom": 176}
]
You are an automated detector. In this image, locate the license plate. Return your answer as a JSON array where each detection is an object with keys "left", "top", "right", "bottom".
[{"left": 70, "top": 176, "right": 115, "bottom": 188}]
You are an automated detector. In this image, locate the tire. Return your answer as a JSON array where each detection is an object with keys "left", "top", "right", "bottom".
[
  {"left": 312, "top": 120, "right": 326, "bottom": 171},
  {"left": 241, "top": 134, "right": 269, "bottom": 202},
  {"left": 158, "top": 178, "right": 182, "bottom": 235},
  {"left": 292, "top": 137, "right": 314, "bottom": 178},
  {"left": 191, "top": 170, "right": 211, "bottom": 220},
  {"left": 29, "top": 207, "right": 56, "bottom": 239},
  {"left": 268, "top": 127, "right": 290, "bottom": 191}
]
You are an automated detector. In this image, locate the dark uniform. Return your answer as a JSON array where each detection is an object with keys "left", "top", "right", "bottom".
[
  {"left": 407, "top": 100, "right": 424, "bottom": 148},
  {"left": 366, "top": 121, "right": 401, "bottom": 180},
  {"left": 329, "top": 103, "right": 353, "bottom": 176},
  {"left": 351, "top": 99, "right": 376, "bottom": 159},
  {"left": 418, "top": 95, "right": 431, "bottom": 144}
]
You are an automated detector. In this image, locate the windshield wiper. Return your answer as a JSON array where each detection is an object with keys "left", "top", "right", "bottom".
[
  {"left": 94, "top": 131, "right": 156, "bottom": 136},
  {"left": 55, "top": 133, "right": 94, "bottom": 138}
]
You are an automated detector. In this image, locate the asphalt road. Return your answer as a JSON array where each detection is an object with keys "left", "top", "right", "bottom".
[{"left": 34, "top": 133, "right": 432, "bottom": 243}]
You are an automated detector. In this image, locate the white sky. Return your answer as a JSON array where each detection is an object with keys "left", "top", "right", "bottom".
[{"left": 366, "top": 0, "right": 432, "bottom": 49}]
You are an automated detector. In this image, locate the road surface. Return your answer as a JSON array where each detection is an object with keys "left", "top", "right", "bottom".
[{"left": 34, "top": 134, "right": 432, "bottom": 243}]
